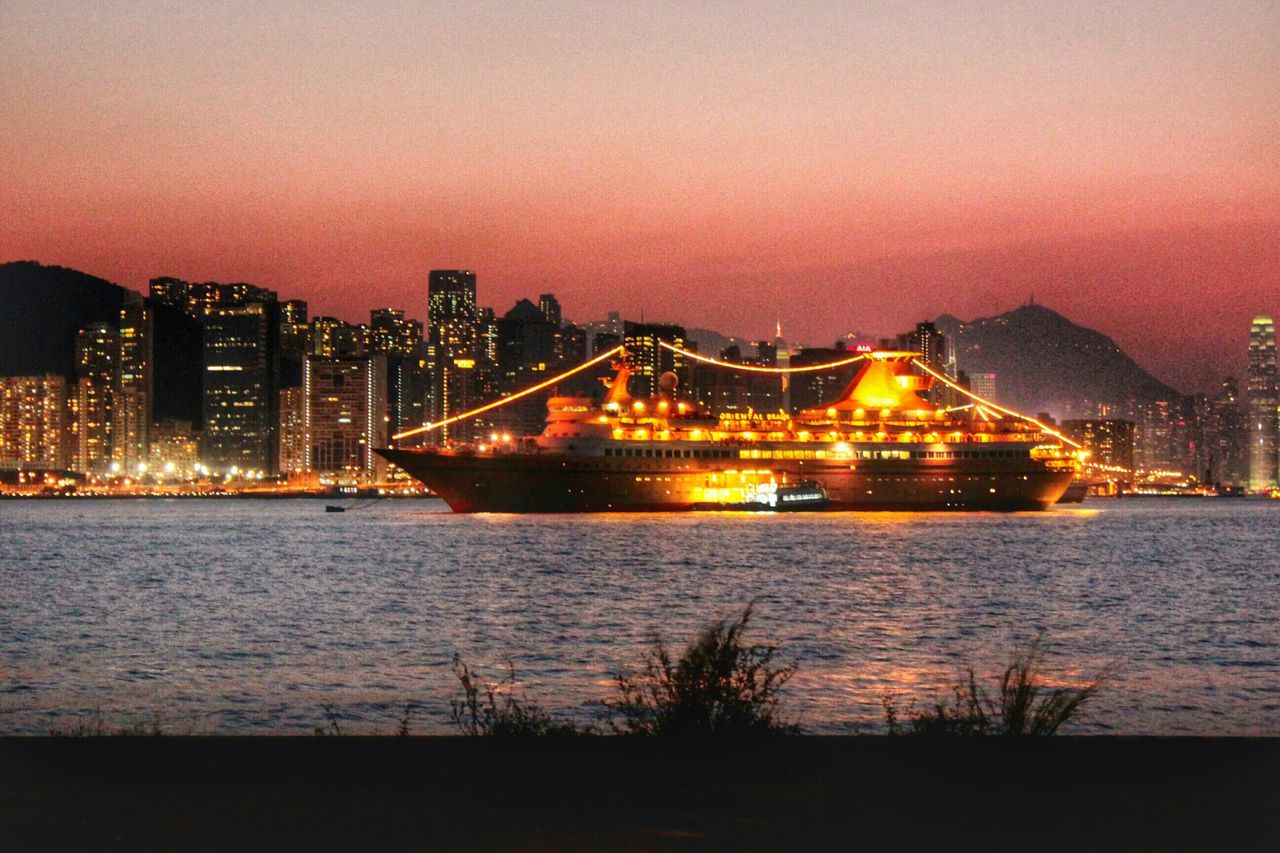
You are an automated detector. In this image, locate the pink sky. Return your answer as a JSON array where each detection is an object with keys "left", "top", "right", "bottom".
[{"left": 3, "top": 1, "right": 1277, "bottom": 391}]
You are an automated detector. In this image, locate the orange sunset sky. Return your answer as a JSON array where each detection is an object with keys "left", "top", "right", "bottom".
[{"left": 3, "top": 1, "right": 1277, "bottom": 391}]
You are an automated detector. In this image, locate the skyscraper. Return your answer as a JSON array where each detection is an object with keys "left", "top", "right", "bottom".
[
  {"left": 370, "top": 308, "right": 423, "bottom": 358},
  {"left": 0, "top": 375, "right": 69, "bottom": 470},
  {"left": 538, "top": 293, "right": 562, "bottom": 328},
  {"left": 493, "top": 299, "right": 559, "bottom": 437},
  {"left": 1247, "top": 315, "right": 1278, "bottom": 491},
  {"left": 1209, "top": 378, "right": 1246, "bottom": 486},
  {"left": 73, "top": 323, "right": 120, "bottom": 473},
  {"left": 202, "top": 294, "right": 280, "bottom": 474},
  {"left": 622, "top": 323, "right": 687, "bottom": 398},
  {"left": 147, "top": 294, "right": 203, "bottom": 431},
  {"left": 1061, "top": 418, "right": 1136, "bottom": 473},
  {"left": 117, "top": 292, "right": 151, "bottom": 472},
  {"left": 304, "top": 355, "right": 388, "bottom": 482},
  {"left": 426, "top": 270, "right": 480, "bottom": 441}
]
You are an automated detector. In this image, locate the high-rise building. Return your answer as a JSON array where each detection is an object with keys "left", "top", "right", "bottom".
[
  {"left": 623, "top": 323, "right": 687, "bottom": 398},
  {"left": 280, "top": 300, "right": 310, "bottom": 354},
  {"left": 73, "top": 323, "right": 121, "bottom": 473},
  {"left": 1134, "top": 398, "right": 1180, "bottom": 474},
  {"left": 279, "top": 299, "right": 311, "bottom": 384},
  {"left": 116, "top": 292, "right": 151, "bottom": 473},
  {"left": 370, "top": 308, "right": 423, "bottom": 358},
  {"left": 427, "top": 271, "right": 481, "bottom": 441},
  {"left": 897, "top": 321, "right": 954, "bottom": 405},
  {"left": 1208, "top": 378, "right": 1247, "bottom": 486},
  {"left": 491, "top": 299, "right": 559, "bottom": 437},
  {"left": 202, "top": 296, "right": 280, "bottom": 474},
  {"left": 304, "top": 355, "right": 388, "bottom": 482},
  {"left": 1247, "top": 315, "right": 1278, "bottom": 491},
  {"left": 278, "top": 386, "right": 308, "bottom": 477},
  {"left": 428, "top": 270, "right": 478, "bottom": 348},
  {"left": 0, "top": 375, "right": 69, "bottom": 470},
  {"left": 476, "top": 306, "right": 499, "bottom": 366},
  {"left": 309, "top": 317, "right": 346, "bottom": 358},
  {"left": 388, "top": 351, "right": 428, "bottom": 439},
  {"left": 538, "top": 293, "right": 562, "bottom": 328},
  {"left": 1061, "top": 419, "right": 1136, "bottom": 473},
  {"left": 148, "top": 299, "right": 203, "bottom": 430}
]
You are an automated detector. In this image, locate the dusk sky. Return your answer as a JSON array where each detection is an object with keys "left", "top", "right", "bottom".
[{"left": 3, "top": 1, "right": 1277, "bottom": 392}]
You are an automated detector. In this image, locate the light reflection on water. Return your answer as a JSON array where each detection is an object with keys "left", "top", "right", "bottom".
[{"left": 0, "top": 498, "right": 1276, "bottom": 735}]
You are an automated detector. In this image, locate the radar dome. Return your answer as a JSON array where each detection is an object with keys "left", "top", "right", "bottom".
[{"left": 658, "top": 371, "right": 679, "bottom": 393}]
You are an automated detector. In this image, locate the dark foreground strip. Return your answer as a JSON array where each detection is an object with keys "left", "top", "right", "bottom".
[{"left": 2, "top": 737, "right": 1277, "bottom": 850}]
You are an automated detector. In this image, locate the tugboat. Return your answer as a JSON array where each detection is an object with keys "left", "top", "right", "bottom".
[{"left": 693, "top": 479, "right": 830, "bottom": 512}]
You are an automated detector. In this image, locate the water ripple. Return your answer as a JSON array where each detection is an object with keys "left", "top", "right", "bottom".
[{"left": 0, "top": 498, "right": 1276, "bottom": 735}]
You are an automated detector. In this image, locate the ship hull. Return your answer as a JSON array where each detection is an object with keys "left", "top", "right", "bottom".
[{"left": 378, "top": 448, "right": 1075, "bottom": 513}]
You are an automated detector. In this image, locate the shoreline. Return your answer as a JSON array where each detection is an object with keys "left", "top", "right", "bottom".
[
  {"left": 0, "top": 491, "right": 443, "bottom": 500},
  {"left": 4, "top": 736, "right": 1277, "bottom": 848}
]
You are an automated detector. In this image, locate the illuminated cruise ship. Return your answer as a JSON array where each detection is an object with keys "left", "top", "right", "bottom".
[{"left": 378, "top": 350, "right": 1082, "bottom": 513}]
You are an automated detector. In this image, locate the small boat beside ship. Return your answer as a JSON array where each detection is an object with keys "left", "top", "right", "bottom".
[{"left": 692, "top": 480, "right": 830, "bottom": 512}]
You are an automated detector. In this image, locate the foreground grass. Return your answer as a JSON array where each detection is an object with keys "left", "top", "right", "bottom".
[{"left": 882, "top": 633, "right": 1111, "bottom": 737}]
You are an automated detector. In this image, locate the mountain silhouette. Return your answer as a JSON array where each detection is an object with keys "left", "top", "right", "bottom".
[
  {"left": 0, "top": 261, "right": 130, "bottom": 381},
  {"left": 936, "top": 303, "right": 1182, "bottom": 418}
]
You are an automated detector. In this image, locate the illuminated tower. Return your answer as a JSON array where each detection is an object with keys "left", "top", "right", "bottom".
[
  {"left": 73, "top": 323, "right": 120, "bottom": 473},
  {"left": 304, "top": 355, "right": 388, "bottom": 482},
  {"left": 623, "top": 323, "right": 687, "bottom": 398},
  {"left": 774, "top": 319, "right": 790, "bottom": 410},
  {"left": 202, "top": 291, "right": 280, "bottom": 475},
  {"left": 0, "top": 374, "right": 69, "bottom": 470},
  {"left": 117, "top": 292, "right": 152, "bottom": 473},
  {"left": 1247, "top": 315, "right": 1278, "bottom": 492},
  {"left": 426, "top": 270, "right": 480, "bottom": 441}
]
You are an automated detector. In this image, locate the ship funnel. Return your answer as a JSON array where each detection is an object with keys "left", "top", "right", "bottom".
[{"left": 804, "top": 351, "right": 934, "bottom": 415}]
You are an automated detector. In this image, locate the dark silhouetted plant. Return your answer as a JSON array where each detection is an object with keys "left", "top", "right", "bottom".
[
  {"left": 314, "top": 704, "right": 344, "bottom": 737},
  {"left": 607, "top": 602, "right": 799, "bottom": 736},
  {"left": 450, "top": 653, "right": 582, "bottom": 736},
  {"left": 884, "top": 633, "right": 1109, "bottom": 736},
  {"left": 395, "top": 702, "right": 417, "bottom": 737}
]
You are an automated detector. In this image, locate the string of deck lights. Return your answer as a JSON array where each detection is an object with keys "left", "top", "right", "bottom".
[
  {"left": 908, "top": 358, "right": 1083, "bottom": 450},
  {"left": 658, "top": 340, "right": 873, "bottom": 373},
  {"left": 391, "top": 345, "right": 625, "bottom": 440},
  {"left": 391, "top": 340, "right": 1082, "bottom": 453}
]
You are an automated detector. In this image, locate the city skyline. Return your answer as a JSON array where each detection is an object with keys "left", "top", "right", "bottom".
[
  {"left": 3, "top": 2, "right": 1277, "bottom": 394},
  {"left": 3, "top": 258, "right": 1275, "bottom": 492}
]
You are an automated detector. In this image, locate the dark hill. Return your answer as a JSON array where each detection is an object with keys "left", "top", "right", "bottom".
[
  {"left": 0, "top": 261, "right": 130, "bottom": 381},
  {"left": 935, "top": 303, "right": 1182, "bottom": 418}
]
